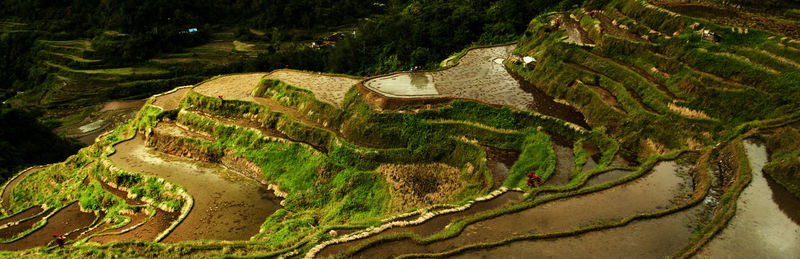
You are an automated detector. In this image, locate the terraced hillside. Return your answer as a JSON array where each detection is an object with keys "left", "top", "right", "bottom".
[
  {"left": 0, "top": 0, "right": 799, "bottom": 257},
  {"left": 6, "top": 31, "right": 282, "bottom": 145}
]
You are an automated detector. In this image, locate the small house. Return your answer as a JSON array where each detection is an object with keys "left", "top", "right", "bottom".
[
  {"left": 523, "top": 56, "right": 536, "bottom": 68},
  {"left": 702, "top": 30, "right": 720, "bottom": 43}
]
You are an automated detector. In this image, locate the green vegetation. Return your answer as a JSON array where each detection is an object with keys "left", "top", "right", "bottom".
[
  {"left": 1, "top": 0, "right": 800, "bottom": 257},
  {"left": 763, "top": 127, "right": 800, "bottom": 199},
  {"left": 504, "top": 129, "right": 555, "bottom": 188}
]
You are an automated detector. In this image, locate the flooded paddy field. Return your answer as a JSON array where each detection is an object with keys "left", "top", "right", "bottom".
[
  {"left": 363, "top": 46, "right": 531, "bottom": 110},
  {"left": 109, "top": 135, "right": 282, "bottom": 242},
  {"left": 697, "top": 141, "right": 800, "bottom": 258},
  {"left": 0, "top": 203, "right": 97, "bottom": 251},
  {"left": 53, "top": 99, "right": 147, "bottom": 145},
  {"left": 317, "top": 191, "right": 524, "bottom": 258},
  {"left": 455, "top": 206, "right": 703, "bottom": 259},
  {"left": 343, "top": 161, "right": 691, "bottom": 258}
]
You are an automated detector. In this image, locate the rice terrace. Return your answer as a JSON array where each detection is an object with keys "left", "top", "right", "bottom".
[{"left": 0, "top": 0, "right": 799, "bottom": 258}]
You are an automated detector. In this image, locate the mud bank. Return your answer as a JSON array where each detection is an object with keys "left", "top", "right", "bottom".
[
  {"left": 483, "top": 145, "right": 521, "bottom": 189},
  {"left": 546, "top": 144, "right": 573, "bottom": 187}
]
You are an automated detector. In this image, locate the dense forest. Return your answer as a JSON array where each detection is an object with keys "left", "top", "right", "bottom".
[{"left": 0, "top": 106, "right": 82, "bottom": 182}]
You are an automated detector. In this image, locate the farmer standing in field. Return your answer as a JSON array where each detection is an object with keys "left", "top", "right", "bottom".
[{"left": 52, "top": 234, "right": 65, "bottom": 248}]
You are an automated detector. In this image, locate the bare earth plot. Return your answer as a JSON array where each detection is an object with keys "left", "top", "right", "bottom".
[
  {"left": 363, "top": 45, "right": 538, "bottom": 111},
  {"left": 152, "top": 88, "right": 192, "bottom": 110},
  {"left": 264, "top": 70, "right": 361, "bottom": 107},
  {"left": 192, "top": 73, "right": 268, "bottom": 102}
]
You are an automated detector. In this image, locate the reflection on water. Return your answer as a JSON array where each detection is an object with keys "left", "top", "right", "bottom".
[
  {"left": 351, "top": 161, "right": 688, "bottom": 258},
  {"left": 456, "top": 206, "right": 702, "bottom": 259},
  {"left": 698, "top": 140, "right": 800, "bottom": 258},
  {"left": 109, "top": 135, "right": 282, "bottom": 242},
  {"left": 410, "top": 73, "right": 430, "bottom": 89}
]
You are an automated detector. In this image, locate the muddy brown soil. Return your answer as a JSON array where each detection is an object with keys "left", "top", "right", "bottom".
[
  {"left": 90, "top": 209, "right": 179, "bottom": 243},
  {"left": 584, "top": 82, "right": 627, "bottom": 114},
  {"left": 0, "top": 208, "right": 50, "bottom": 240},
  {"left": 455, "top": 205, "right": 702, "bottom": 259},
  {"left": 379, "top": 163, "right": 467, "bottom": 213},
  {"left": 512, "top": 73, "right": 590, "bottom": 129},
  {"left": 546, "top": 144, "right": 574, "bottom": 186},
  {"left": 252, "top": 97, "right": 328, "bottom": 130},
  {"left": 0, "top": 207, "right": 44, "bottom": 227},
  {"left": 0, "top": 203, "right": 96, "bottom": 251},
  {"left": 698, "top": 141, "right": 800, "bottom": 257},
  {"left": 317, "top": 192, "right": 523, "bottom": 258},
  {"left": 153, "top": 121, "right": 214, "bottom": 142},
  {"left": 483, "top": 145, "right": 521, "bottom": 189},
  {"left": 348, "top": 161, "right": 687, "bottom": 258},
  {"left": 76, "top": 222, "right": 112, "bottom": 241},
  {"left": 99, "top": 99, "right": 147, "bottom": 112},
  {"left": 109, "top": 135, "right": 282, "bottom": 242}
]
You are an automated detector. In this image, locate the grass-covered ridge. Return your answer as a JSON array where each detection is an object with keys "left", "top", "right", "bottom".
[{"left": 2, "top": 0, "right": 800, "bottom": 256}]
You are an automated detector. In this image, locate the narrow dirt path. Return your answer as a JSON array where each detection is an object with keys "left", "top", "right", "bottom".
[
  {"left": 555, "top": 14, "right": 593, "bottom": 45},
  {"left": 594, "top": 12, "right": 648, "bottom": 42}
]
